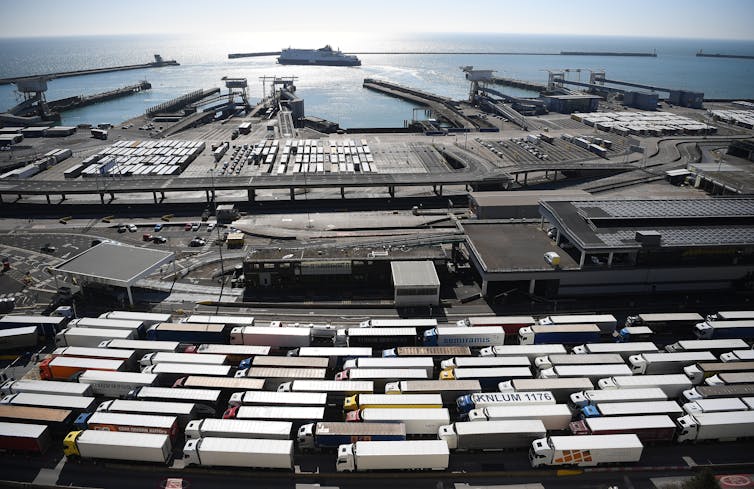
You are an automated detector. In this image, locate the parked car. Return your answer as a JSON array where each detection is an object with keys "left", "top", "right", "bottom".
[
  {"left": 143, "top": 233, "right": 153, "bottom": 242},
  {"left": 40, "top": 243, "right": 56, "bottom": 253},
  {"left": 117, "top": 225, "right": 127, "bottom": 233},
  {"left": 189, "top": 238, "right": 206, "bottom": 247},
  {"left": 191, "top": 223, "right": 200, "bottom": 231},
  {"left": 184, "top": 223, "right": 192, "bottom": 231},
  {"left": 153, "top": 236, "right": 167, "bottom": 244},
  {"left": 207, "top": 223, "right": 216, "bottom": 232},
  {"left": 127, "top": 224, "right": 137, "bottom": 232},
  {"left": 154, "top": 223, "right": 163, "bottom": 232}
]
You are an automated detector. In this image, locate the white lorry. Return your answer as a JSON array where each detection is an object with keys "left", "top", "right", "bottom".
[
  {"left": 439, "top": 419, "right": 546, "bottom": 451},
  {"left": 571, "top": 342, "right": 659, "bottom": 358},
  {"left": 569, "top": 387, "right": 667, "bottom": 408},
  {"left": 467, "top": 404, "right": 573, "bottom": 430},
  {"left": 336, "top": 440, "right": 449, "bottom": 472},
  {"left": 534, "top": 353, "right": 625, "bottom": 370},
  {"left": 676, "top": 410, "right": 754, "bottom": 442},
  {"left": 529, "top": 434, "right": 643, "bottom": 467},
  {"left": 63, "top": 430, "right": 172, "bottom": 463},
  {"left": 598, "top": 374, "right": 692, "bottom": 398},
  {"left": 346, "top": 408, "right": 450, "bottom": 436},
  {"left": 185, "top": 418, "right": 292, "bottom": 440},
  {"left": 479, "top": 344, "right": 567, "bottom": 359},
  {"left": 183, "top": 437, "right": 294, "bottom": 469}
]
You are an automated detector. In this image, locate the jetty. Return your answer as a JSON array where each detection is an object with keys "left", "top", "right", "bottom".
[
  {"left": 47, "top": 81, "right": 151, "bottom": 113},
  {"left": 0, "top": 55, "right": 178, "bottom": 86},
  {"left": 560, "top": 51, "right": 657, "bottom": 57},
  {"left": 696, "top": 50, "right": 754, "bottom": 60},
  {"left": 489, "top": 76, "right": 547, "bottom": 92}
]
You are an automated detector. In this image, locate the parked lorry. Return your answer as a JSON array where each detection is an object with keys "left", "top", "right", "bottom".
[
  {"left": 336, "top": 440, "right": 449, "bottom": 472},
  {"left": 290, "top": 347, "right": 373, "bottom": 368},
  {"left": 196, "top": 344, "right": 270, "bottom": 363},
  {"left": 336, "top": 327, "right": 417, "bottom": 348},
  {"left": 628, "top": 352, "right": 716, "bottom": 375},
  {"left": 239, "top": 355, "right": 329, "bottom": 371},
  {"left": 676, "top": 410, "right": 754, "bottom": 442},
  {"left": 580, "top": 400, "right": 683, "bottom": 418},
  {"left": 598, "top": 374, "right": 692, "bottom": 398},
  {"left": 384, "top": 380, "right": 481, "bottom": 404},
  {"left": 706, "top": 372, "right": 754, "bottom": 385},
  {"left": 455, "top": 316, "right": 534, "bottom": 336},
  {"left": 612, "top": 326, "right": 654, "bottom": 343},
  {"left": 383, "top": 346, "right": 471, "bottom": 358},
  {"left": 440, "top": 367, "right": 533, "bottom": 388},
  {"left": 76, "top": 370, "right": 159, "bottom": 398},
  {"left": 55, "top": 327, "right": 134, "bottom": 348},
  {"left": 682, "top": 398, "right": 749, "bottom": 414},
  {"left": 99, "top": 311, "right": 171, "bottom": 326},
  {"left": 173, "top": 376, "right": 264, "bottom": 392},
  {"left": 498, "top": 378, "right": 594, "bottom": 403},
  {"left": 539, "top": 364, "right": 633, "bottom": 381},
  {"left": 569, "top": 388, "right": 667, "bottom": 408},
  {"left": 422, "top": 326, "right": 506, "bottom": 347},
  {"left": 360, "top": 318, "right": 437, "bottom": 331},
  {"left": 624, "top": 313, "right": 703, "bottom": 333},
  {"left": 439, "top": 419, "right": 546, "bottom": 451},
  {"left": 534, "top": 353, "right": 625, "bottom": 371},
  {"left": 456, "top": 391, "right": 555, "bottom": 415},
  {"left": 0, "top": 327, "right": 39, "bottom": 351},
  {"left": 184, "top": 314, "right": 255, "bottom": 328},
  {"left": 480, "top": 344, "right": 567, "bottom": 359},
  {"left": 230, "top": 326, "right": 310, "bottom": 348},
  {"left": 141, "top": 363, "right": 232, "bottom": 383},
  {"left": 342, "top": 357, "right": 435, "bottom": 376},
  {"left": 182, "top": 437, "right": 293, "bottom": 469},
  {"left": 147, "top": 323, "right": 228, "bottom": 343},
  {"left": 683, "top": 384, "right": 754, "bottom": 402},
  {"left": 52, "top": 346, "right": 137, "bottom": 368},
  {"left": 63, "top": 430, "right": 172, "bottom": 463},
  {"left": 684, "top": 361, "right": 754, "bottom": 384},
  {"left": 441, "top": 356, "right": 530, "bottom": 370},
  {"left": 223, "top": 405, "right": 325, "bottom": 425},
  {"left": 694, "top": 320, "right": 754, "bottom": 340},
  {"left": 706, "top": 310, "right": 754, "bottom": 321},
  {"left": 185, "top": 418, "right": 292, "bottom": 440},
  {"left": 665, "top": 339, "right": 749, "bottom": 353},
  {"left": 277, "top": 380, "right": 373, "bottom": 403},
  {"left": 0, "top": 421, "right": 51, "bottom": 453},
  {"left": 127, "top": 387, "right": 220, "bottom": 414},
  {"left": 0, "top": 315, "right": 66, "bottom": 339},
  {"left": 569, "top": 415, "right": 675, "bottom": 443},
  {"left": 297, "top": 421, "right": 406, "bottom": 451},
  {"left": 467, "top": 404, "right": 573, "bottom": 431},
  {"left": 228, "top": 391, "right": 327, "bottom": 408},
  {"left": 518, "top": 325, "right": 601, "bottom": 345},
  {"left": 140, "top": 352, "right": 227, "bottom": 368},
  {"left": 571, "top": 342, "right": 659, "bottom": 358},
  {"left": 344, "top": 394, "right": 443, "bottom": 411},
  {"left": 74, "top": 411, "right": 178, "bottom": 439},
  {"left": 236, "top": 367, "right": 326, "bottom": 385},
  {"left": 1, "top": 379, "right": 92, "bottom": 397},
  {"left": 335, "top": 368, "right": 429, "bottom": 389},
  {"left": 536, "top": 315, "right": 617, "bottom": 334},
  {"left": 1, "top": 393, "right": 96, "bottom": 412},
  {"left": 96, "top": 399, "right": 200, "bottom": 428},
  {"left": 346, "top": 408, "right": 450, "bottom": 436},
  {"left": 68, "top": 317, "right": 145, "bottom": 337},
  {"left": 39, "top": 356, "right": 126, "bottom": 380},
  {"left": 529, "top": 434, "right": 643, "bottom": 467},
  {"left": 98, "top": 339, "right": 181, "bottom": 357}
]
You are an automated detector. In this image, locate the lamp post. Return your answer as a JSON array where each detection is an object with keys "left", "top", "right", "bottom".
[{"left": 210, "top": 167, "right": 225, "bottom": 311}]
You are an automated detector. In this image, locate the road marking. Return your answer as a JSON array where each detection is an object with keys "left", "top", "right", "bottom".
[{"left": 682, "top": 456, "right": 697, "bottom": 467}]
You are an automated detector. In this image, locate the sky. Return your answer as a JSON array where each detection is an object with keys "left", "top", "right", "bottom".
[{"left": 3, "top": 0, "right": 754, "bottom": 40}]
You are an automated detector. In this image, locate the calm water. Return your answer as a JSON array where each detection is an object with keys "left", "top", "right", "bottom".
[{"left": 1, "top": 32, "right": 753, "bottom": 128}]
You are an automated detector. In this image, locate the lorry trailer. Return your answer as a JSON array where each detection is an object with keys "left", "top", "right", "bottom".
[
  {"left": 127, "top": 386, "right": 220, "bottom": 414},
  {"left": 538, "top": 364, "right": 633, "bottom": 381},
  {"left": 569, "top": 388, "right": 667, "bottom": 408},
  {"left": 184, "top": 314, "right": 255, "bottom": 328},
  {"left": 185, "top": 418, "right": 292, "bottom": 440},
  {"left": 580, "top": 400, "right": 683, "bottom": 418},
  {"left": 235, "top": 367, "right": 327, "bottom": 384},
  {"left": 0, "top": 315, "right": 66, "bottom": 339},
  {"left": 598, "top": 374, "right": 692, "bottom": 398},
  {"left": 147, "top": 323, "right": 227, "bottom": 343},
  {"left": 440, "top": 367, "right": 533, "bottom": 388},
  {"left": 239, "top": 355, "right": 329, "bottom": 371},
  {"left": 467, "top": 404, "right": 573, "bottom": 431},
  {"left": 277, "top": 380, "right": 374, "bottom": 399},
  {"left": 706, "top": 372, "right": 754, "bottom": 385},
  {"left": 518, "top": 325, "right": 601, "bottom": 345},
  {"left": 456, "top": 316, "right": 535, "bottom": 335},
  {"left": 96, "top": 400, "right": 200, "bottom": 427},
  {"left": 529, "top": 434, "right": 643, "bottom": 467},
  {"left": 1, "top": 393, "right": 96, "bottom": 412},
  {"left": 569, "top": 415, "right": 675, "bottom": 443},
  {"left": 534, "top": 353, "right": 625, "bottom": 371},
  {"left": 345, "top": 408, "right": 450, "bottom": 436},
  {"left": 98, "top": 339, "right": 180, "bottom": 357},
  {"left": 74, "top": 411, "right": 178, "bottom": 439},
  {"left": 0, "top": 405, "right": 73, "bottom": 432},
  {"left": 76, "top": 370, "right": 159, "bottom": 398},
  {"left": 224, "top": 405, "right": 325, "bottom": 424},
  {"left": 297, "top": 421, "right": 406, "bottom": 451},
  {"left": 359, "top": 318, "right": 437, "bottom": 330},
  {"left": 0, "top": 327, "right": 39, "bottom": 351},
  {"left": 55, "top": 327, "right": 134, "bottom": 348},
  {"left": 684, "top": 361, "right": 754, "bottom": 384},
  {"left": 337, "top": 328, "right": 417, "bottom": 348},
  {"left": 342, "top": 357, "right": 435, "bottom": 376},
  {"left": 676, "top": 410, "right": 754, "bottom": 442},
  {"left": 335, "top": 368, "right": 430, "bottom": 388},
  {"left": 1, "top": 379, "right": 92, "bottom": 397},
  {"left": 173, "top": 376, "right": 264, "bottom": 392},
  {"left": 336, "top": 440, "right": 449, "bottom": 472},
  {"left": 571, "top": 342, "right": 659, "bottom": 358},
  {"left": 439, "top": 419, "right": 546, "bottom": 451},
  {"left": 196, "top": 344, "right": 270, "bottom": 363},
  {"left": 139, "top": 352, "right": 228, "bottom": 368},
  {"left": 63, "top": 430, "right": 172, "bottom": 463},
  {"left": 665, "top": 339, "right": 749, "bottom": 353},
  {"left": 683, "top": 384, "right": 754, "bottom": 402},
  {"left": 682, "top": 398, "right": 749, "bottom": 414},
  {"left": 228, "top": 391, "right": 328, "bottom": 408},
  {"left": 479, "top": 345, "right": 567, "bottom": 359},
  {"left": 39, "top": 356, "right": 126, "bottom": 380},
  {"left": 694, "top": 320, "right": 754, "bottom": 340},
  {"left": 422, "top": 326, "right": 506, "bottom": 347},
  {"left": 498, "top": 378, "right": 594, "bottom": 403},
  {"left": 141, "top": 363, "right": 233, "bottom": 382},
  {"left": 344, "top": 393, "right": 443, "bottom": 411},
  {"left": 383, "top": 346, "right": 471, "bottom": 358},
  {"left": 706, "top": 310, "right": 754, "bottom": 321},
  {"left": 613, "top": 326, "right": 654, "bottom": 343},
  {"left": 440, "top": 356, "right": 531, "bottom": 370},
  {"left": 290, "top": 346, "right": 373, "bottom": 365},
  {"left": 183, "top": 437, "right": 293, "bottom": 469},
  {"left": 624, "top": 313, "right": 703, "bottom": 332},
  {"left": 456, "top": 391, "right": 555, "bottom": 414},
  {"left": 384, "top": 380, "right": 481, "bottom": 404},
  {"left": 52, "top": 346, "right": 137, "bottom": 368},
  {"left": 720, "top": 350, "right": 754, "bottom": 362},
  {"left": 0, "top": 421, "right": 51, "bottom": 453},
  {"left": 98, "top": 311, "right": 171, "bottom": 326},
  {"left": 68, "top": 317, "right": 145, "bottom": 337},
  {"left": 536, "top": 314, "right": 617, "bottom": 333}
]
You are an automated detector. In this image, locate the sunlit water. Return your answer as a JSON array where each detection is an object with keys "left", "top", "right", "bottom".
[{"left": 1, "top": 32, "right": 753, "bottom": 128}]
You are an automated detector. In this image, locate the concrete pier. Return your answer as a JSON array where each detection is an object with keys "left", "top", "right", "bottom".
[{"left": 0, "top": 57, "right": 179, "bottom": 86}]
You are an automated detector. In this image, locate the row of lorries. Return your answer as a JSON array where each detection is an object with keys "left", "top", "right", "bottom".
[{"left": 2, "top": 309, "right": 754, "bottom": 472}]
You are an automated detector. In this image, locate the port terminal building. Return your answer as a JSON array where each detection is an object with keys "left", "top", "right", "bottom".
[{"left": 464, "top": 196, "right": 754, "bottom": 299}]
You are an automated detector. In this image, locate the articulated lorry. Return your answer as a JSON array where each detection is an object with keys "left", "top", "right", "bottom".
[
  {"left": 63, "top": 430, "right": 172, "bottom": 464},
  {"left": 467, "top": 404, "right": 573, "bottom": 431},
  {"left": 185, "top": 418, "right": 291, "bottom": 440},
  {"left": 534, "top": 353, "right": 625, "bottom": 371},
  {"left": 336, "top": 440, "right": 449, "bottom": 472},
  {"left": 182, "top": 437, "right": 294, "bottom": 469},
  {"left": 683, "top": 383, "right": 754, "bottom": 402},
  {"left": 456, "top": 391, "right": 555, "bottom": 415},
  {"left": 439, "top": 419, "right": 546, "bottom": 451},
  {"left": 529, "top": 434, "right": 643, "bottom": 467},
  {"left": 571, "top": 342, "right": 659, "bottom": 358},
  {"left": 498, "top": 378, "right": 593, "bottom": 403},
  {"left": 297, "top": 421, "right": 406, "bottom": 451},
  {"left": 0, "top": 422, "right": 51, "bottom": 454},
  {"left": 1, "top": 379, "right": 92, "bottom": 397},
  {"left": 598, "top": 374, "right": 692, "bottom": 398},
  {"left": 346, "top": 408, "right": 450, "bottom": 436},
  {"left": 518, "top": 325, "right": 601, "bottom": 345},
  {"left": 569, "top": 415, "right": 675, "bottom": 443},
  {"left": 344, "top": 394, "right": 443, "bottom": 411},
  {"left": 569, "top": 388, "right": 667, "bottom": 408},
  {"left": 676, "top": 410, "right": 754, "bottom": 442},
  {"left": 74, "top": 411, "right": 178, "bottom": 440}
]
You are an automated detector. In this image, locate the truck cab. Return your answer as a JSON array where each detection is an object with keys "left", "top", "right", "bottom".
[
  {"left": 518, "top": 327, "right": 535, "bottom": 345},
  {"left": 343, "top": 395, "right": 359, "bottom": 411},
  {"left": 297, "top": 423, "right": 315, "bottom": 450},
  {"left": 63, "top": 430, "right": 82, "bottom": 458},
  {"left": 675, "top": 415, "right": 696, "bottom": 442},
  {"left": 336, "top": 444, "right": 356, "bottom": 472},
  {"left": 439, "top": 368, "right": 456, "bottom": 380},
  {"left": 277, "top": 382, "right": 293, "bottom": 392},
  {"left": 437, "top": 424, "right": 458, "bottom": 449},
  {"left": 422, "top": 329, "right": 439, "bottom": 346},
  {"left": 528, "top": 438, "right": 550, "bottom": 468},
  {"left": 580, "top": 405, "right": 601, "bottom": 418},
  {"left": 182, "top": 439, "right": 201, "bottom": 466}
]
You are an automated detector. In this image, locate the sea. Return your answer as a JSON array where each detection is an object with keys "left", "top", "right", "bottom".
[{"left": 1, "top": 32, "right": 753, "bottom": 128}]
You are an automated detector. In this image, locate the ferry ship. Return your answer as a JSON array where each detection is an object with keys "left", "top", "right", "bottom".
[{"left": 277, "top": 45, "right": 361, "bottom": 67}]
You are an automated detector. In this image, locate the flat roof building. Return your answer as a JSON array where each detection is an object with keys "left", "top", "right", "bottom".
[{"left": 391, "top": 261, "right": 440, "bottom": 308}]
